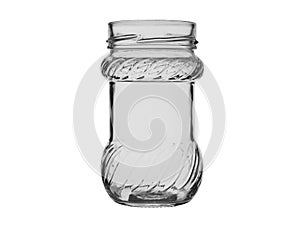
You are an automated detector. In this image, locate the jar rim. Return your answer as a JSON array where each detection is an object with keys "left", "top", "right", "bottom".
[
  {"left": 107, "top": 20, "right": 198, "bottom": 49},
  {"left": 108, "top": 20, "right": 196, "bottom": 26}
]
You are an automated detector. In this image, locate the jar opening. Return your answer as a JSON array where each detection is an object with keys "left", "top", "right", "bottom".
[{"left": 107, "top": 20, "right": 198, "bottom": 49}]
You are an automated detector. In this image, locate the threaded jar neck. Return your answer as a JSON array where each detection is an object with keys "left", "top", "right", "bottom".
[{"left": 107, "top": 20, "right": 198, "bottom": 49}]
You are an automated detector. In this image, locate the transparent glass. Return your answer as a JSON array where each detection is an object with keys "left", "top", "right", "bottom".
[{"left": 100, "top": 20, "right": 203, "bottom": 207}]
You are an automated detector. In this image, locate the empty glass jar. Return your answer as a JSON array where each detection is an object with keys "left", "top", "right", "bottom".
[{"left": 100, "top": 20, "right": 203, "bottom": 207}]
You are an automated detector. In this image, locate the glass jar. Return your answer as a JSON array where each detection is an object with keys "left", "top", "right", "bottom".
[{"left": 100, "top": 20, "right": 203, "bottom": 207}]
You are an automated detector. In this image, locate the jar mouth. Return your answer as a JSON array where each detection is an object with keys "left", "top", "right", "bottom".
[{"left": 107, "top": 20, "right": 198, "bottom": 49}]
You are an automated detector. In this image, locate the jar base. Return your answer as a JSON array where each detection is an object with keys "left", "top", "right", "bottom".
[
  {"left": 112, "top": 199, "right": 192, "bottom": 208},
  {"left": 103, "top": 180, "right": 199, "bottom": 207},
  {"left": 109, "top": 192, "right": 193, "bottom": 208}
]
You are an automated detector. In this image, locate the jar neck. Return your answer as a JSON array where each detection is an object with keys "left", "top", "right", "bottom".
[
  {"left": 107, "top": 20, "right": 198, "bottom": 49},
  {"left": 107, "top": 38, "right": 198, "bottom": 50},
  {"left": 109, "top": 48, "right": 196, "bottom": 58}
]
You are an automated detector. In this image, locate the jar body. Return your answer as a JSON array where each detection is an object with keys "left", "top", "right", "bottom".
[{"left": 100, "top": 48, "right": 203, "bottom": 207}]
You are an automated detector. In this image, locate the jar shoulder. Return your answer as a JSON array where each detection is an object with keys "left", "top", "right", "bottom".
[{"left": 100, "top": 49, "right": 203, "bottom": 82}]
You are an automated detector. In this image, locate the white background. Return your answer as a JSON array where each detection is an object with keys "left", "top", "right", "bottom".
[{"left": 0, "top": 0, "right": 299, "bottom": 224}]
